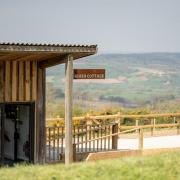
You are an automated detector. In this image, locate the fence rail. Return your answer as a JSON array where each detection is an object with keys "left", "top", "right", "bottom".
[
  {"left": 72, "top": 123, "right": 180, "bottom": 161},
  {"left": 47, "top": 112, "right": 180, "bottom": 121},
  {"left": 46, "top": 112, "right": 180, "bottom": 126},
  {"left": 46, "top": 123, "right": 117, "bottom": 163},
  {"left": 46, "top": 113, "right": 180, "bottom": 163}
]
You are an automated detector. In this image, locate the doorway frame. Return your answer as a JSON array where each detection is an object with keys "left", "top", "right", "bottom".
[{"left": 0, "top": 101, "right": 35, "bottom": 164}]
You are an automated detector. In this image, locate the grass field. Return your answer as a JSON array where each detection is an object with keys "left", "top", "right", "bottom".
[{"left": 0, "top": 151, "right": 180, "bottom": 180}]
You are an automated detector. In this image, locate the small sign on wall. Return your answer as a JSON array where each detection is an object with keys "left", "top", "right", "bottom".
[{"left": 73, "top": 69, "right": 105, "bottom": 79}]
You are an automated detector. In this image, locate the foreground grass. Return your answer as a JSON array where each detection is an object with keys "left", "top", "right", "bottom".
[{"left": 0, "top": 151, "right": 180, "bottom": 180}]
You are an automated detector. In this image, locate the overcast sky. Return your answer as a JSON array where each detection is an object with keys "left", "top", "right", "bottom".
[{"left": 0, "top": 0, "right": 180, "bottom": 53}]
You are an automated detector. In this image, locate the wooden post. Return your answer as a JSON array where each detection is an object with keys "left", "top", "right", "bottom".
[
  {"left": 73, "top": 144, "right": 76, "bottom": 162},
  {"left": 177, "top": 120, "right": 180, "bottom": 135},
  {"left": 86, "top": 113, "right": 92, "bottom": 126},
  {"left": 117, "top": 112, "right": 121, "bottom": 135},
  {"left": 138, "top": 128, "right": 144, "bottom": 151},
  {"left": 135, "top": 119, "right": 138, "bottom": 132},
  {"left": 153, "top": 118, "right": 156, "bottom": 135},
  {"left": 151, "top": 119, "right": 153, "bottom": 136},
  {"left": 65, "top": 54, "right": 73, "bottom": 164},
  {"left": 86, "top": 113, "right": 91, "bottom": 146},
  {"left": 36, "top": 67, "right": 46, "bottom": 164},
  {"left": 116, "top": 112, "right": 121, "bottom": 126},
  {"left": 173, "top": 117, "right": 176, "bottom": 124},
  {"left": 151, "top": 118, "right": 156, "bottom": 136},
  {"left": 112, "top": 123, "right": 118, "bottom": 149}
]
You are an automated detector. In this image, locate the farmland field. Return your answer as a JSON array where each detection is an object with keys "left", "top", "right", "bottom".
[{"left": 46, "top": 53, "right": 180, "bottom": 117}]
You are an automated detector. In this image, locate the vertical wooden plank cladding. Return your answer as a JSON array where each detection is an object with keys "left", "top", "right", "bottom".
[
  {"left": 1, "top": 59, "right": 43, "bottom": 163},
  {"left": 12, "top": 61, "right": 17, "bottom": 101},
  {"left": 1, "top": 60, "right": 39, "bottom": 102},
  {"left": 36, "top": 67, "right": 46, "bottom": 163},
  {"left": 5, "top": 61, "right": 11, "bottom": 102},
  {"left": 32, "top": 61, "right": 37, "bottom": 161},
  {"left": 25, "top": 61, "right": 30, "bottom": 101},
  {"left": 42, "top": 68, "right": 46, "bottom": 163},
  {"left": 0, "top": 61, "right": 4, "bottom": 102},
  {"left": 32, "top": 61, "right": 37, "bottom": 100},
  {"left": 19, "top": 61, "right": 24, "bottom": 101}
]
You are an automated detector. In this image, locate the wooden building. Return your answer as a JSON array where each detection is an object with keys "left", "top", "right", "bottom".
[{"left": 0, "top": 42, "right": 97, "bottom": 164}]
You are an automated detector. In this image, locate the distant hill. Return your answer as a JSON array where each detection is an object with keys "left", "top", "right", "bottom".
[{"left": 46, "top": 53, "right": 180, "bottom": 108}]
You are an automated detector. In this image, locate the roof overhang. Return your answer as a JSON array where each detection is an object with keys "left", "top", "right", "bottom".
[{"left": 0, "top": 43, "right": 97, "bottom": 68}]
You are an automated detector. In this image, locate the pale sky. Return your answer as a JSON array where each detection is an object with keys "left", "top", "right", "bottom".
[{"left": 0, "top": 0, "right": 180, "bottom": 53}]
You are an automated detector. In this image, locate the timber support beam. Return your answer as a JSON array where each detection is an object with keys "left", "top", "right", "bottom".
[{"left": 65, "top": 54, "right": 73, "bottom": 164}]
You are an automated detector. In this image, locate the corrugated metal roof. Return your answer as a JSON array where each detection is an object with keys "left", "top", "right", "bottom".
[
  {"left": 0, "top": 42, "right": 98, "bottom": 65},
  {"left": 0, "top": 42, "right": 97, "bottom": 48}
]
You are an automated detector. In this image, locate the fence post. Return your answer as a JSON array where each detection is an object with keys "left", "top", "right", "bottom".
[
  {"left": 138, "top": 128, "right": 144, "bottom": 151},
  {"left": 116, "top": 112, "right": 121, "bottom": 134},
  {"left": 73, "top": 144, "right": 76, "bottom": 162},
  {"left": 151, "top": 118, "right": 156, "bottom": 136},
  {"left": 153, "top": 118, "right": 156, "bottom": 135},
  {"left": 173, "top": 117, "right": 176, "bottom": 124},
  {"left": 177, "top": 120, "right": 180, "bottom": 135},
  {"left": 86, "top": 113, "right": 92, "bottom": 126},
  {"left": 116, "top": 112, "right": 121, "bottom": 125},
  {"left": 151, "top": 119, "right": 153, "bottom": 136},
  {"left": 112, "top": 123, "right": 118, "bottom": 149},
  {"left": 136, "top": 119, "right": 139, "bottom": 132},
  {"left": 86, "top": 113, "right": 91, "bottom": 142}
]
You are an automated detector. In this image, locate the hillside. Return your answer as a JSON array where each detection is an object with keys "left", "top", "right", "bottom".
[
  {"left": 0, "top": 151, "right": 179, "bottom": 180},
  {"left": 46, "top": 53, "right": 180, "bottom": 113}
]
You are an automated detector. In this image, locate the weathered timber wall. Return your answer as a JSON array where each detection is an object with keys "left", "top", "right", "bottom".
[
  {"left": 0, "top": 60, "right": 37, "bottom": 102},
  {"left": 0, "top": 60, "right": 46, "bottom": 164}
]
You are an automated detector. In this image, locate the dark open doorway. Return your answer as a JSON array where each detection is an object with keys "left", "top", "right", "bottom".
[{"left": 0, "top": 102, "right": 35, "bottom": 166}]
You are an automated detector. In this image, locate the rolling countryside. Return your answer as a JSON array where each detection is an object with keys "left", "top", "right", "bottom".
[{"left": 46, "top": 53, "right": 180, "bottom": 115}]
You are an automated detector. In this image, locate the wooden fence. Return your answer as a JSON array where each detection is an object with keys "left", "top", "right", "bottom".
[
  {"left": 46, "top": 113, "right": 180, "bottom": 163},
  {"left": 46, "top": 123, "right": 117, "bottom": 163},
  {"left": 75, "top": 123, "right": 180, "bottom": 151},
  {"left": 46, "top": 112, "right": 180, "bottom": 126}
]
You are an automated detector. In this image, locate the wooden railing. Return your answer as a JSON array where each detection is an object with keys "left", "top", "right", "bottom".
[
  {"left": 46, "top": 112, "right": 180, "bottom": 126},
  {"left": 46, "top": 123, "right": 117, "bottom": 163},
  {"left": 73, "top": 123, "right": 180, "bottom": 161},
  {"left": 46, "top": 113, "right": 180, "bottom": 163}
]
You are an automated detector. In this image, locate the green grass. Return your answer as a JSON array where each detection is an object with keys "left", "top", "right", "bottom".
[{"left": 0, "top": 151, "right": 180, "bottom": 180}]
